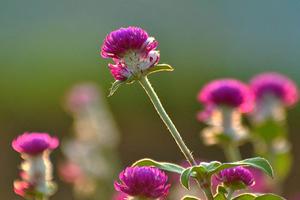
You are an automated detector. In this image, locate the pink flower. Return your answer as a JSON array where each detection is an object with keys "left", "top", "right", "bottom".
[
  {"left": 13, "top": 181, "right": 33, "bottom": 197},
  {"left": 12, "top": 132, "right": 59, "bottom": 155},
  {"left": 101, "top": 26, "right": 158, "bottom": 59},
  {"left": 198, "top": 79, "right": 254, "bottom": 114},
  {"left": 115, "top": 166, "right": 170, "bottom": 199},
  {"left": 212, "top": 167, "right": 272, "bottom": 193},
  {"left": 250, "top": 72, "right": 299, "bottom": 107},
  {"left": 65, "top": 83, "right": 100, "bottom": 113},
  {"left": 12, "top": 132, "right": 59, "bottom": 198},
  {"left": 58, "top": 162, "right": 84, "bottom": 184},
  {"left": 216, "top": 166, "right": 254, "bottom": 188},
  {"left": 101, "top": 26, "right": 160, "bottom": 81}
]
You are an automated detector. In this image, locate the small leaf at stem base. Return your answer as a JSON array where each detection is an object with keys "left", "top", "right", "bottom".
[{"left": 146, "top": 64, "right": 174, "bottom": 76}]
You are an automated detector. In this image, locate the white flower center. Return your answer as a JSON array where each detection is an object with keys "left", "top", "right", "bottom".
[{"left": 122, "top": 40, "right": 159, "bottom": 78}]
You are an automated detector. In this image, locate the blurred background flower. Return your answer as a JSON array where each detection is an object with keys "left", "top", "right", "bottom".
[{"left": 59, "top": 83, "right": 121, "bottom": 199}]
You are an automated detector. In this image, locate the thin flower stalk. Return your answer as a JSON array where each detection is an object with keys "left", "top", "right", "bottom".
[{"left": 139, "top": 76, "right": 214, "bottom": 200}]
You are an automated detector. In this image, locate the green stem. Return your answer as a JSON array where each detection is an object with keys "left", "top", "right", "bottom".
[
  {"left": 139, "top": 76, "right": 214, "bottom": 200},
  {"left": 226, "top": 188, "right": 234, "bottom": 199},
  {"left": 202, "top": 186, "right": 214, "bottom": 200},
  {"left": 223, "top": 143, "right": 241, "bottom": 162},
  {"left": 139, "top": 76, "right": 196, "bottom": 166}
]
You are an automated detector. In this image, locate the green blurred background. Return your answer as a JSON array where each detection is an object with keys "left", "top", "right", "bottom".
[{"left": 1, "top": 0, "right": 300, "bottom": 199}]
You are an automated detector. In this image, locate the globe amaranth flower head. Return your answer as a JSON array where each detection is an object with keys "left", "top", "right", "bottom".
[
  {"left": 198, "top": 79, "right": 254, "bottom": 114},
  {"left": 114, "top": 166, "right": 170, "bottom": 199},
  {"left": 12, "top": 132, "right": 59, "bottom": 155},
  {"left": 101, "top": 26, "right": 160, "bottom": 81},
  {"left": 12, "top": 132, "right": 59, "bottom": 198},
  {"left": 216, "top": 166, "right": 255, "bottom": 189},
  {"left": 250, "top": 72, "right": 299, "bottom": 107}
]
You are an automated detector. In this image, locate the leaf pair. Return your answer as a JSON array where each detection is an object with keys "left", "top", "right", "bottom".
[
  {"left": 133, "top": 157, "right": 286, "bottom": 200},
  {"left": 133, "top": 157, "right": 273, "bottom": 190}
]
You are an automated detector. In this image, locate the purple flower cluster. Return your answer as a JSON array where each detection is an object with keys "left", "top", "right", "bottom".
[
  {"left": 198, "top": 79, "right": 254, "bottom": 114},
  {"left": 12, "top": 132, "right": 59, "bottom": 198},
  {"left": 101, "top": 26, "right": 160, "bottom": 81},
  {"left": 115, "top": 166, "right": 170, "bottom": 199},
  {"left": 250, "top": 72, "right": 299, "bottom": 107},
  {"left": 12, "top": 132, "right": 59, "bottom": 155},
  {"left": 216, "top": 166, "right": 254, "bottom": 188},
  {"left": 101, "top": 26, "right": 158, "bottom": 59}
]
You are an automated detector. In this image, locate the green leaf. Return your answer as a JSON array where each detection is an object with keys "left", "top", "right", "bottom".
[
  {"left": 180, "top": 165, "right": 207, "bottom": 189},
  {"left": 180, "top": 167, "right": 193, "bottom": 189},
  {"left": 237, "top": 157, "right": 274, "bottom": 178},
  {"left": 132, "top": 158, "right": 184, "bottom": 174},
  {"left": 232, "top": 193, "right": 256, "bottom": 200},
  {"left": 200, "top": 161, "right": 222, "bottom": 172},
  {"left": 214, "top": 192, "right": 227, "bottom": 200},
  {"left": 108, "top": 76, "right": 137, "bottom": 97},
  {"left": 255, "top": 194, "right": 285, "bottom": 200},
  {"left": 208, "top": 157, "right": 274, "bottom": 178},
  {"left": 108, "top": 80, "right": 125, "bottom": 97},
  {"left": 146, "top": 63, "right": 174, "bottom": 75},
  {"left": 181, "top": 196, "right": 200, "bottom": 200}
]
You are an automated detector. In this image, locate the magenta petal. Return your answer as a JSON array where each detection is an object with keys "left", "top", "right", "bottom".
[
  {"left": 216, "top": 166, "right": 254, "bottom": 187},
  {"left": 250, "top": 72, "right": 299, "bottom": 107},
  {"left": 12, "top": 132, "right": 60, "bottom": 155},
  {"left": 198, "top": 79, "right": 254, "bottom": 113},
  {"left": 114, "top": 166, "right": 170, "bottom": 199}
]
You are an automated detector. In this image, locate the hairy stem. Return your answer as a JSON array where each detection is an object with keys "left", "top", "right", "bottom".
[
  {"left": 139, "top": 76, "right": 213, "bottom": 200},
  {"left": 201, "top": 182, "right": 214, "bottom": 200},
  {"left": 226, "top": 188, "right": 234, "bottom": 199},
  {"left": 139, "top": 76, "right": 196, "bottom": 166}
]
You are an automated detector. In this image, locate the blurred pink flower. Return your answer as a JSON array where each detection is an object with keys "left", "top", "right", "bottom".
[
  {"left": 65, "top": 83, "right": 99, "bottom": 113},
  {"left": 12, "top": 132, "right": 59, "bottom": 155},
  {"left": 13, "top": 181, "right": 32, "bottom": 198},
  {"left": 58, "top": 162, "right": 84, "bottom": 184},
  {"left": 198, "top": 79, "right": 254, "bottom": 114},
  {"left": 250, "top": 72, "right": 299, "bottom": 107},
  {"left": 12, "top": 132, "right": 59, "bottom": 198}
]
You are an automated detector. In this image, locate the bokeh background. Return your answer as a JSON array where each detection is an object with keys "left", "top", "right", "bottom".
[{"left": 1, "top": 0, "right": 300, "bottom": 199}]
